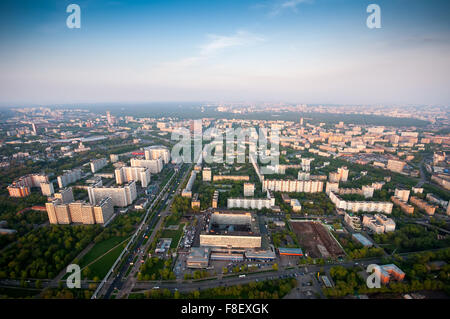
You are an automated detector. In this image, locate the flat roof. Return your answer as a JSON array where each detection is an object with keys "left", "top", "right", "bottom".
[
  {"left": 352, "top": 233, "right": 373, "bottom": 246},
  {"left": 278, "top": 247, "right": 303, "bottom": 255}
]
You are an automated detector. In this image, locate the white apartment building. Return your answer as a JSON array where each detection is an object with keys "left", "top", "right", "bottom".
[
  {"left": 203, "top": 167, "right": 212, "bottom": 181},
  {"left": 362, "top": 214, "right": 396, "bottom": 233},
  {"left": 46, "top": 196, "right": 113, "bottom": 225},
  {"left": 227, "top": 192, "right": 275, "bottom": 210},
  {"left": 90, "top": 158, "right": 107, "bottom": 173},
  {"left": 262, "top": 179, "right": 324, "bottom": 193},
  {"left": 394, "top": 188, "right": 410, "bottom": 202},
  {"left": 57, "top": 169, "right": 82, "bottom": 188},
  {"left": 130, "top": 158, "right": 163, "bottom": 174},
  {"left": 115, "top": 166, "right": 151, "bottom": 187},
  {"left": 88, "top": 181, "right": 137, "bottom": 207},
  {"left": 243, "top": 183, "right": 255, "bottom": 197},
  {"left": 329, "top": 191, "right": 393, "bottom": 214},
  {"left": 144, "top": 145, "right": 170, "bottom": 164}
]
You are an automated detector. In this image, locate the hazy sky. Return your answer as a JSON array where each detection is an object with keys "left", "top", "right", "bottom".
[{"left": 0, "top": 0, "right": 449, "bottom": 106}]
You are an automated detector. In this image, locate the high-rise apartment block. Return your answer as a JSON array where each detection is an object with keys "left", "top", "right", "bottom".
[
  {"left": 7, "top": 174, "right": 49, "bottom": 197},
  {"left": 90, "top": 158, "right": 107, "bottom": 173},
  {"left": 57, "top": 169, "right": 82, "bottom": 188},
  {"left": 40, "top": 182, "right": 55, "bottom": 196},
  {"left": 115, "top": 166, "right": 150, "bottom": 187},
  {"left": 144, "top": 145, "right": 170, "bottom": 164},
  {"left": 88, "top": 181, "right": 137, "bottom": 207},
  {"left": 130, "top": 158, "right": 163, "bottom": 174}
]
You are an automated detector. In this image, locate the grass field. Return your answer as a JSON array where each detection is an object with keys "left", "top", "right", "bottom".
[
  {"left": 79, "top": 237, "right": 129, "bottom": 279},
  {"left": 161, "top": 224, "right": 184, "bottom": 248},
  {"left": 79, "top": 236, "right": 127, "bottom": 269}
]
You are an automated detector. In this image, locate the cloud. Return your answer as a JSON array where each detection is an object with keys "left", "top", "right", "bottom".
[
  {"left": 270, "top": 0, "right": 313, "bottom": 16},
  {"left": 162, "top": 30, "right": 266, "bottom": 68},
  {"left": 200, "top": 31, "right": 266, "bottom": 55}
]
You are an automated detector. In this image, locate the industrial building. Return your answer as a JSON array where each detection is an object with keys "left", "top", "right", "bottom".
[{"left": 200, "top": 211, "right": 261, "bottom": 249}]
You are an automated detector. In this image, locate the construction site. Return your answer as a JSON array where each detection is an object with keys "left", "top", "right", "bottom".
[{"left": 290, "top": 220, "right": 345, "bottom": 258}]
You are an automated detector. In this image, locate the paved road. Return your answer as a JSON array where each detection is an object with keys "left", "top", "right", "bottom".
[{"left": 102, "top": 163, "right": 191, "bottom": 298}]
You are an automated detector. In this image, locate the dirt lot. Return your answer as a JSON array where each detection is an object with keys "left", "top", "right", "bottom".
[{"left": 290, "top": 221, "right": 345, "bottom": 258}]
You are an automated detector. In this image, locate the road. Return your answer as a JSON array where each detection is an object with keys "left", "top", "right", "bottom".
[{"left": 102, "top": 163, "right": 191, "bottom": 299}]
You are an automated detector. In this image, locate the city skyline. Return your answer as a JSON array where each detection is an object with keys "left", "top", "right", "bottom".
[{"left": 1, "top": 0, "right": 450, "bottom": 106}]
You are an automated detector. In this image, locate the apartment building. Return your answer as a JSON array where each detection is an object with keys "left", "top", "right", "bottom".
[
  {"left": 394, "top": 188, "right": 411, "bottom": 202},
  {"left": 202, "top": 167, "right": 212, "bottom": 181},
  {"left": 7, "top": 174, "right": 49, "bottom": 197},
  {"left": 213, "top": 175, "right": 249, "bottom": 182},
  {"left": 263, "top": 179, "right": 323, "bottom": 193},
  {"left": 130, "top": 158, "right": 163, "bottom": 174},
  {"left": 227, "top": 192, "right": 275, "bottom": 210},
  {"left": 344, "top": 212, "right": 361, "bottom": 231},
  {"left": 57, "top": 169, "right": 82, "bottom": 188},
  {"left": 243, "top": 183, "right": 255, "bottom": 197},
  {"left": 329, "top": 192, "right": 393, "bottom": 214},
  {"left": 144, "top": 145, "right": 170, "bottom": 164},
  {"left": 362, "top": 214, "right": 396, "bottom": 233},
  {"left": 191, "top": 193, "right": 200, "bottom": 209},
  {"left": 391, "top": 196, "right": 415, "bottom": 214},
  {"left": 40, "top": 182, "right": 55, "bottom": 196},
  {"left": 410, "top": 196, "right": 436, "bottom": 215},
  {"left": 46, "top": 196, "right": 113, "bottom": 225},
  {"left": 115, "top": 166, "right": 151, "bottom": 187},
  {"left": 88, "top": 181, "right": 137, "bottom": 207},
  {"left": 212, "top": 190, "right": 219, "bottom": 208},
  {"left": 90, "top": 158, "right": 107, "bottom": 173},
  {"left": 387, "top": 160, "right": 406, "bottom": 173}
]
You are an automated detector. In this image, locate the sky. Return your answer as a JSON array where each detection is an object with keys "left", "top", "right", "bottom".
[{"left": 0, "top": 0, "right": 449, "bottom": 107}]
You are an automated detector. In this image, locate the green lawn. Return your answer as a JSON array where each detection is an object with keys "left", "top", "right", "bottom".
[
  {"left": 79, "top": 236, "right": 127, "bottom": 268},
  {"left": 161, "top": 224, "right": 184, "bottom": 248},
  {"left": 81, "top": 238, "right": 128, "bottom": 280}
]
